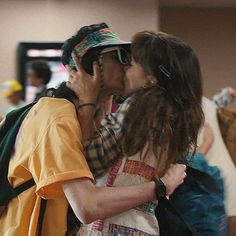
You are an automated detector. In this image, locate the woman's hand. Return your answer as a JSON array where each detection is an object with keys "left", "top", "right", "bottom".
[
  {"left": 160, "top": 164, "right": 187, "bottom": 196},
  {"left": 66, "top": 54, "right": 101, "bottom": 104}
]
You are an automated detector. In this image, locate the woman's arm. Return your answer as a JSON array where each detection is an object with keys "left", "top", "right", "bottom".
[{"left": 62, "top": 163, "right": 186, "bottom": 224}]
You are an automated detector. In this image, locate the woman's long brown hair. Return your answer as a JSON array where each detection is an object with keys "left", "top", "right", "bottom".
[{"left": 121, "top": 31, "right": 204, "bottom": 176}]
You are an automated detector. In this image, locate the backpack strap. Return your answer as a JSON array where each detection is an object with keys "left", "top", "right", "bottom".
[
  {"left": 14, "top": 178, "right": 47, "bottom": 236},
  {"left": 37, "top": 199, "right": 47, "bottom": 236},
  {"left": 14, "top": 178, "right": 35, "bottom": 196},
  {"left": 0, "top": 102, "right": 36, "bottom": 140},
  {"left": 0, "top": 178, "right": 46, "bottom": 236}
]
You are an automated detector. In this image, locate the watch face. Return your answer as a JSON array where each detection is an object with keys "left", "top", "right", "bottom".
[{"left": 155, "top": 179, "right": 166, "bottom": 199}]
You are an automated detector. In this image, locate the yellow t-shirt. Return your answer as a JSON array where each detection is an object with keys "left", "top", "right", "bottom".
[{"left": 0, "top": 97, "right": 94, "bottom": 236}]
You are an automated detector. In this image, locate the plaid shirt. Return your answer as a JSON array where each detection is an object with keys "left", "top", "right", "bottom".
[{"left": 84, "top": 97, "right": 132, "bottom": 178}]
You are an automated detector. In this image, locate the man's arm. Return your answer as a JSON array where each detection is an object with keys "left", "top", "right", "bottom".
[
  {"left": 63, "top": 178, "right": 156, "bottom": 224},
  {"left": 62, "top": 164, "right": 187, "bottom": 224}
]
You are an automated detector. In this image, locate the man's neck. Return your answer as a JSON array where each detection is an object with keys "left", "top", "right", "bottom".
[
  {"left": 98, "top": 88, "right": 113, "bottom": 100},
  {"left": 94, "top": 94, "right": 113, "bottom": 128}
]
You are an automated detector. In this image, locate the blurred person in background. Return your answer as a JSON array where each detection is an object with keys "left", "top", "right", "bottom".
[
  {"left": 26, "top": 60, "right": 52, "bottom": 101},
  {"left": 213, "top": 87, "right": 236, "bottom": 107},
  {"left": 213, "top": 86, "right": 236, "bottom": 236},
  {"left": 1, "top": 80, "right": 26, "bottom": 116},
  {"left": 201, "top": 92, "right": 236, "bottom": 236}
]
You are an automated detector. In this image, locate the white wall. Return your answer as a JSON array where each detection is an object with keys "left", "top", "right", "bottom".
[{"left": 0, "top": 0, "right": 159, "bottom": 116}]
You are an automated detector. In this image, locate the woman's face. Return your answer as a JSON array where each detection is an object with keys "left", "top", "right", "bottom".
[{"left": 123, "top": 59, "right": 148, "bottom": 96}]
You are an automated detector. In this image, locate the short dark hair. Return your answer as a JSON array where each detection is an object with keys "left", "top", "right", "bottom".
[
  {"left": 62, "top": 23, "right": 108, "bottom": 75},
  {"left": 46, "top": 82, "right": 77, "bottom": 103},
  {"left": 61, "top": 22, "right": 130, "bottom": 75},
  {"left": 30, "top": 61, "right": 52, "bottom": 85}
]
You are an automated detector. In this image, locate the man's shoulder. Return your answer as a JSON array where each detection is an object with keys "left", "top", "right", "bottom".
[
  {"left": 35, "top": 98, "right": 75, "bottom": 115},
  {"left": 24, "top": 98, "right": 77, "bottom": 130}
]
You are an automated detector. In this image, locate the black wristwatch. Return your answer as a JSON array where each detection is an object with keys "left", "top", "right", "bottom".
[{"left": 154, "top": 179, "right": 166, "bottom": 199}]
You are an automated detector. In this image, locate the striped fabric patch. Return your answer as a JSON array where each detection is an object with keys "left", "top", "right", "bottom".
[
  {"left": 123, "top": 160, "right": 155, "bottom": 180},
  {"left": 108, "top": 223, "right": 152, "bottom": 236}
]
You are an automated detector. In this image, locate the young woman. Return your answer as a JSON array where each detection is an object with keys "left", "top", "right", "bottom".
[{"left": 66, "top": 30, "right": 204, "bottom": 235}]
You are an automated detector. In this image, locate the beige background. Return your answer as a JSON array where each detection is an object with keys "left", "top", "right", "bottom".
[
  {"left": 160, "top": 7, "right": 236, "bottom": 105},
  {"left": 0, "top": 0, "right": 159, "bottom": 116}
]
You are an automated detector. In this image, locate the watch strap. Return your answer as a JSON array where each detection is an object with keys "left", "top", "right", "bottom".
[{"left": 155, "top": 178, "right": 167, "bottom": 199}]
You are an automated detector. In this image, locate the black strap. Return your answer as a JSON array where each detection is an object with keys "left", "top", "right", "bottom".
[
  {"left": 14, "top": 179, "right": 46, "bottom": 236},
  {"left": 14, "top": 178, "right": 35, "bottom": 196},
  {"left": 15, "top": 180, "right": 47, "bottom": 236},
  {"left": 37, "top": 199, "right": 47, "bottom": 236}
]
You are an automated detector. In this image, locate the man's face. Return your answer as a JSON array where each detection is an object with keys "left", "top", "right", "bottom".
[{"left": 99, "top": 47, "right": 131, "bottom": 96}]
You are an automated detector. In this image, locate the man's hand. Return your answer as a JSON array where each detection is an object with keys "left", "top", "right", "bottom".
[
  {"left": 160, "top": 164, "right": 187, "bottom": 196},
  {"left": 66, "top": 54, "right": 101, "bottom": 104}
]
